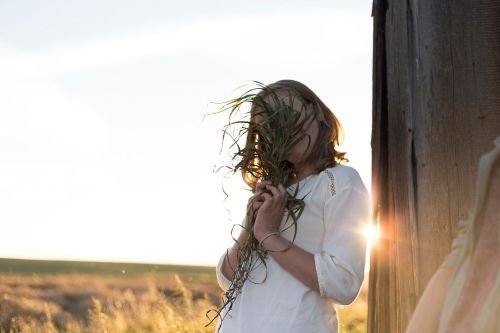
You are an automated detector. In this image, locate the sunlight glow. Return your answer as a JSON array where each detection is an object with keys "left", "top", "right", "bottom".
[{"left": 364, "top": 223, "right": 380, "bottom": 245}]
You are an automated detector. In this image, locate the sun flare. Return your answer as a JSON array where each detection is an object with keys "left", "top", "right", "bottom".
[{"left": 364, "top": 223, "right": 380, "bottom": 244}]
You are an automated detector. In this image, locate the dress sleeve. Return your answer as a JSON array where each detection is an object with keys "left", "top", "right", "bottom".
[
  {"left": 440, "top": 217, "right": 471, "bottom": 269},
  {"left": 215, "top": 216, "right": 249, "bottom": 292},
  {"left": 215, "top": 248, "right": 233, "bottom": 292},
  {"left": 314, "top": 176, "right": 370, "bottom": 305}
]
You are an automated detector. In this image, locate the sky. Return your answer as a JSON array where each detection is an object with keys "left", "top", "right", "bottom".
[{"left": 0, "top": 1, "right": 373, "bottom": 266}]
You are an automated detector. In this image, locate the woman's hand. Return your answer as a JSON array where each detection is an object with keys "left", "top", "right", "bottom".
[
  {"left": 244, "top": 180, "right": 271, "bottom": 230},
  {"left": 253, "top": 183, "right": 288, "bottom": 239}
]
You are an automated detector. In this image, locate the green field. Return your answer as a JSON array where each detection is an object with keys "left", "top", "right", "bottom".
[{"left": 0, "top": 258, "right": 216, "bottom": 281}]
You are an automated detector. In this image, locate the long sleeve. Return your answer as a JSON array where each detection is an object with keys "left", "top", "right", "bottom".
[
  {"left": 215, "top": 217, "right": 248, "bottom": 292},
  {"left": 313, "top": 175, "right": 370, "bottom": 305},
  {"left": 216, "top": 248, "right": 232, "bottom": 292}
]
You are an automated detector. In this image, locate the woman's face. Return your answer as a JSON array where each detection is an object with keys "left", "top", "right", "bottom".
[{"left": 262, "top": 90, "right": 320, "bottom": 166}]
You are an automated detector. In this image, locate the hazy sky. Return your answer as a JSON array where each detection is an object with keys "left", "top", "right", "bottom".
[{"left": 0, "top": 1, "right": 373, "bottom": 266}]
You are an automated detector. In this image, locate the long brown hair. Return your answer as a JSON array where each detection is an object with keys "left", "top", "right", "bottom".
[{"left": 242, "top": 79, "right": 347, "bottom": 189}]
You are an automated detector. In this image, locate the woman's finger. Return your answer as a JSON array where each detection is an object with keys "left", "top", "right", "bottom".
[
  {"left": 251, "top": 197, "right": 263, "bottom": 206},
  {"left": 278, "top": 184, "right": 289, "bottom": 198},
  {"left": 255, "top": 180, "right": 271, "bottom": 193},
  {"left": 253, "top": 202, "right": 263, "bottom": 209},
  {"left": 266, "top": 184, "right": 284, "bottom": 201},
  {"left": 261, "top": 192, "right": 273, "bottom": 201},
  {"left": 259, "top": 193, "right": 274, "bottom": 210}
]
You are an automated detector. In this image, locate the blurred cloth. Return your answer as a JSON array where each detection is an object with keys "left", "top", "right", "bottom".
[{"left": 438, "top": 136, "right": 500, "bottom": 333}]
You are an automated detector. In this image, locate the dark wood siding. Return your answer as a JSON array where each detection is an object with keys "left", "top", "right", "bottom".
[{"left": 368, "top": 0, "right": 500, "bottom": 331}]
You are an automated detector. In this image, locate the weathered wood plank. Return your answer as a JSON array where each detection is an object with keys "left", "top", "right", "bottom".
[{"left": 368, "top": 0, "right": 500, "bottom": 331}]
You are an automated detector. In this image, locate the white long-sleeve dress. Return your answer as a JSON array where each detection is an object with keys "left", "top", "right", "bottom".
[{"left": 214, "top": 164, "right": 371, "bottom": 333}]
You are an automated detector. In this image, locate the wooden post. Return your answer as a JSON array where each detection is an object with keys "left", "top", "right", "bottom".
[{"left": 368, "top": 0, "right": 500, "bottom": 331}]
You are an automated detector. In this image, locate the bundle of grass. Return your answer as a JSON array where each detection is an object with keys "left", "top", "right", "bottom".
[{"left": 206, "top": 81, "right": 317, "bottom": 329}]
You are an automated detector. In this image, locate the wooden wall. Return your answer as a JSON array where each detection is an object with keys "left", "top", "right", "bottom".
[{"left": 368, "top": 0, "right": 500, "bottom": 331}]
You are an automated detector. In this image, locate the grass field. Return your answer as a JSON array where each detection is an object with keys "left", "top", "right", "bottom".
[{"left": 0, "top": 258, "right": 367, "bottom": 333}]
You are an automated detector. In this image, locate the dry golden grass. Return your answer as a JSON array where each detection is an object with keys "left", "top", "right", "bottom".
[
  {"left": 337, "top": 280, "right": 368, "bottom": 333},
  {"left": 0, "top": 272, "right": 367, "bottom": 333},
  {"left": 0, "top": 273, "right": 219, "bottom": 333}
]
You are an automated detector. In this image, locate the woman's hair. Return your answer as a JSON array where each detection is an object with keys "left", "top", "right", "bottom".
[{"left": 242, "top": 79, "right": 347, "bottom": 189}]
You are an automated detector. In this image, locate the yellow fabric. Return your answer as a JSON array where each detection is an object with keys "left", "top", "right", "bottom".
[{"left": 438, "top": 136, "right": 500, "bottom": 333}]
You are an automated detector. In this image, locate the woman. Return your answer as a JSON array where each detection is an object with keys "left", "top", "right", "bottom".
[{"left": 214, "top": 80, "right": 370, "bottom": 332}]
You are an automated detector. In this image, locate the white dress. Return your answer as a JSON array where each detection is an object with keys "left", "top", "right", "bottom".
[{"left": 214, "top": 164, "right": 371, "bottom": 333}]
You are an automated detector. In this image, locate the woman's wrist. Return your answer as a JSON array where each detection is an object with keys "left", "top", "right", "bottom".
[
  {"left": 257, "top": 231, "right": 293, "bottom": 253},
  {"left": 257, "top": 231, "right": 280, "bottom": 248},
  {"left": 253, "top": 227, "right": 279, "bottom": 241}
]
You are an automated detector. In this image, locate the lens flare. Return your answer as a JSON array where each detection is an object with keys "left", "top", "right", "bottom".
[{"left": 364, "top": 223, "right": 380, "bottom": 244}]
